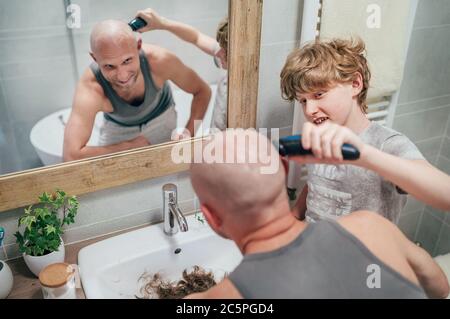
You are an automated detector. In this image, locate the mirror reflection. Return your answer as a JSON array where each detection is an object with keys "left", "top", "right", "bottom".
[{"left": 0, "top": 0, "right": 228, "bottom": 174}]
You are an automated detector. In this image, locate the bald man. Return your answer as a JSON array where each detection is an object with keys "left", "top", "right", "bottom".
[
  {"left": 63, "top": 20, "right": 211, "bottom": 161},
  {"left": 187, "top": 129, "right": 449, "bottom": 298}
]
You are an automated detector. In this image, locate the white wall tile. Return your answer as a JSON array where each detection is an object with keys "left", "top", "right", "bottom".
[
  {"left": 257, "top": 42, "right": 298, "bottom": 129},
  {"left": 398, "top": 209, "right": 422, "bottom": 242},
  {"left": 261, "top": 0, "right": 303, "bottom": 45},
  {"left": 413, "top": 0, "right": 450, "bottom": 29},
  {"left": 393, "top": 106, "right": 450, "bottom": 143},
  {"left": 395, "top": 95, "right": 450, "bottom": 116},
  {"left": 398, "top": 26, "right": 450, "bottom": 103},
  {"left": 434, "top": 223, "right": 450, "bottom": 256},
  {"left": 0, "top": 1, "right": 67, "bottom": 31}
]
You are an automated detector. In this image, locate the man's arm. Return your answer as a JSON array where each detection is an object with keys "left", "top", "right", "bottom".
[
  {"left": 340, "top": 211, "right": 449, "bottom": 299},
  {"left": 151, "top": 48, "right": 211, "bottom": 137},
  {"left": 136, "top": 8, "right": 220, "bottom": 56},
  {"left": 63, "top": 82, "right": 149, "bottom": 161},
  {"left": 402, "top": 236, "right": 450, "bottom": 299}
]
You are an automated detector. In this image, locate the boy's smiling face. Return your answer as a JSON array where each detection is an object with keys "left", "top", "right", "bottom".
[{"left": 296, "top": 75, "right": 363, "bottom": 127}]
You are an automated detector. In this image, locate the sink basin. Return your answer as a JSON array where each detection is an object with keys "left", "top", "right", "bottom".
[{"left": 78, "top": 214, "right": 242, "bottom": 299}]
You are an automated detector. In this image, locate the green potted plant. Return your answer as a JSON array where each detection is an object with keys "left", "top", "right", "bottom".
[{"left": 14, "top": 190, "right": 79, "bottom": 277}]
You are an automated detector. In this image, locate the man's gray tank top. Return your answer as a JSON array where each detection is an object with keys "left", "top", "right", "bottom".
[
  {"left": 228, "top": 220, "right": 426, "bottom": 298},
  {"left": 89, "top": 50, "right": 174, "bottom": 127}
]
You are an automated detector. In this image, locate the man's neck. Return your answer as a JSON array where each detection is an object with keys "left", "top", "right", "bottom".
[{"left": 239, "top": 212, "right": 307, "bottom": 255}]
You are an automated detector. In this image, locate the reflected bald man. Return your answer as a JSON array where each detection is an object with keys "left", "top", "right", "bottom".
[
  {"left": 186, "top": 129, "right": 448, "bottom": 299},
  {"left": 63, "top": 20, "right": 211, "bottom": 161}
]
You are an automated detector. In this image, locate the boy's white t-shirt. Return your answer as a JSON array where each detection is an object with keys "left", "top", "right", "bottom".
[
  {"left": 210, "top": 75, "right": 228, "bottom": 130},
  {"left": 305, "top": 122, "right": 425, "bottom": 224}
]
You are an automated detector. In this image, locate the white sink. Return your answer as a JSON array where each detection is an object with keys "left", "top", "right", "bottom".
[{"left": 78, "top": 214, "right": 242, "bottom": 299}]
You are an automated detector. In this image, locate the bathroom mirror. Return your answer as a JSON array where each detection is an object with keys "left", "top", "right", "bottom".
[
  {"left": 0, "top": 0, "right": 228, "bottom": 174},
  {"left": 0, "top": 0, "right": 262, "bottom": 212}
]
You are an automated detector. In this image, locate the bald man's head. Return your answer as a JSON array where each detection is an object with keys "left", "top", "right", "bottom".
[
  {"left": 89, "top": 20, "right": 142, "bottom": 90},
  {"left": 90, "top": 20, "right": 137, "bottom": 54},
  {"left": 190, "top": 129, "right": 288, "bottom": 229}
]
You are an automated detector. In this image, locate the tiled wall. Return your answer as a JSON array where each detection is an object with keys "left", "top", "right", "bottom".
[
  {"left": 394, "top": 0, "right": 450, "bottom": 256},
  {"left": 0, "top": 0, "right": 227, "bottom": 175}
]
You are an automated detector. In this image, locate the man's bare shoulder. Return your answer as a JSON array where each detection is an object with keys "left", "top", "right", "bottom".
[
  {"left": 142, "top": 43, "right": 177, "bottom": 68},
  {"left": 73, "top": 68, "right": 107, "bottom": 112},
  {"left": 78, "top": 68, "right": 105, "bottom": 98},
  {"left": 337, "top": 210, "right": 393, "bottom": 237}
]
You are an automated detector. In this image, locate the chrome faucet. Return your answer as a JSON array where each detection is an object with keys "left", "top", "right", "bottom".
[{"left": 162, "top": 183, "right": 188, "bottom": 235}]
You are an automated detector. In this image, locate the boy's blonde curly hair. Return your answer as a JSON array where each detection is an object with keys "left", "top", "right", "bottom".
[
  {"left": 216, "top": 16, "right": 228, "bottom": 54},
  {"left": 280, "top": 37, "right": 371, "bottom": 113}
]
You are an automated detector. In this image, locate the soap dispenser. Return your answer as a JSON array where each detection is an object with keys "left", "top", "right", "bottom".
[{"left": 0, "top": 227, "right": 14, "bottom": 299}]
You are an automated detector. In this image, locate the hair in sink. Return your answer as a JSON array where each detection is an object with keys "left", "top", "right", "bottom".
[{"left": 136, "top": 265, "right": 221, "bottom": 299}]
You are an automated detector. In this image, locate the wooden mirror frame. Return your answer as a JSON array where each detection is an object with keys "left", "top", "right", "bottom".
[{"left": 0, "top": 0, "right": 263, "bottom": 212}]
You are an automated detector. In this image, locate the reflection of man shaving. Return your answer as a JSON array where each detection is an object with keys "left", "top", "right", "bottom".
[{"left": 63, "top": 20, "right": 211, "bottom": 162}]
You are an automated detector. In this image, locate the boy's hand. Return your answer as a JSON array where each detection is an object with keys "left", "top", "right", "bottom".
[
  {"left": 136, "top": 8, "right": 167, "bottom": 32},
  {"left": 292, "top": 121, "right": 366, "bottom": 165}
]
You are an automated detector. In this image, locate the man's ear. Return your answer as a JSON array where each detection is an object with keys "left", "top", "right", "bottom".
[
  {"left": 351, "top": 71, "right": 363, "bottom": 96},
  {"left": 201, "top": 203, "right": 222, "bottom": 230},
  {"left": 137, "top": 38, "right": 142, "bottom": 50},
  {"left": 89, "top": 52, "right": 97, "bottom": 62}
]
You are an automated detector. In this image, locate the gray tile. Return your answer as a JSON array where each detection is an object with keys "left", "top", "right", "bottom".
[
  {"left": 0, "top": 34, "right": 72, "bottom": 64},
  {"left": 441, "top": 137, "right": 450, "bottom": 160},
  {"left": 11, "top": 120, "right": 44, "bottom": 172},
  {"left": 0, "top": 208, "right": 25, "bottom": 246},
  {"left": 63, "top": 206, "right": 162, "bottom": 244},
  {"left": 0, "top": 249, "right": 6, "bottom": 260},
  {"left": 413, "top": 0, "right": 450, "bottom": 29},
  {"left": 257, "top": 42, "right": 298, "bottom": 129},
  {"left": 425, "top": 206, "right": 447, "bottom": 223},
  {"left": 398, "top": 210, "right": 422, "bottom": 242},
  {"left": 447, "top": 112, "right": 450, "bottom": 137},
  {"left": 393, "top": 106, "right": 450, "bottom": 143},
  {"left": 416, "top": 213, "right": 444, "bottom": 256},
  {"left": 414, "top": 137, "right": 443, "bottom": 163},
  {"left": 436, "top": 156, "right": 450, "bottom": 175},
  {"left": 76, "top": 171, "right": 193, "bottom": 226},
  {"left": 2, "top": 243, "right": 20, "bottom": 261},
  {"left": 85, "top": 0, "right": 227, "bottom": 24},
  {"left": 261, "top": 0, "right": 303, "bottom": 45},
  {"left": 0, "top": 56, "right": 73, "bottom": 80},
  {"left": 0, "top": 1, "right": 67, "bottom": 30},
  {"left": 398, "top": 26, "right": 450, "bottom": 104},
  {"left": 0, "top": 125, "right": 21, "bottom": 175},
  {"left": 395, "top": 95, "right": 450, "bottom": 116},
  {"left": 434, "top": 223, "right": 450, "bottom": 256},
  {"left": 403, "top": 196, "right": 426, "bottom": 215},
  {"left": 3, "top": 72, "right": 76, "bottom": 124}
]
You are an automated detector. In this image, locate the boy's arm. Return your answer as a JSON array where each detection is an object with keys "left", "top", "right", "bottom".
[
  {"left": 361, "top": 145, "right": 450, "bottom": 211},
  {"left": 292, "top": 185, "right": 308, "bottom": 220},
  {"left": 293, "top": 121, "right": 450, "bottom": 211},
  {"left": 136, "top": 9, "right": 219, "bottom": 56}
]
